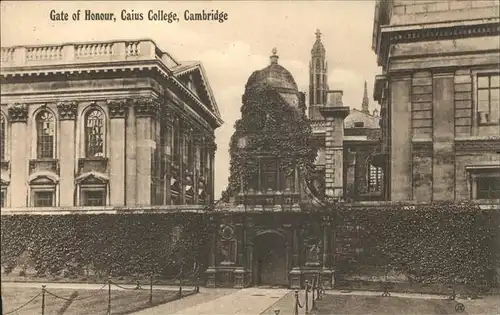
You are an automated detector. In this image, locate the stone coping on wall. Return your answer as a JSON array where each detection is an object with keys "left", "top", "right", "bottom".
[
  {"left": 2, "top": 199, "right": 498, "bottom": 215},
  {"left": 0, "top": 205, "right": 208, "bottom": 216}
]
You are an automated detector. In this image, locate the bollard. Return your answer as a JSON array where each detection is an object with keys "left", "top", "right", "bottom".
[
  {"left": 107, "top": 276, "right": 112, "bottom": 315},
  {"left": 149, "top": 273, "right": 153, "bottom": 304},
  {"left": 41, "top": 285, "right": 46, "bottom": 315}
]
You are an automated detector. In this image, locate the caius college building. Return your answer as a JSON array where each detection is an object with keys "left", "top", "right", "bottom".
[
  {"left": 1, "top": 40, "right": 222, "bottom": 209},
  {"left": 1, "top": 0, "right": 499, "bottom": 289}
]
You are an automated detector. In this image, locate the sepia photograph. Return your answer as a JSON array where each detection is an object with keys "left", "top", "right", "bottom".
[{"left": 0, "top": 0, "right": 499, "bottom": 314}]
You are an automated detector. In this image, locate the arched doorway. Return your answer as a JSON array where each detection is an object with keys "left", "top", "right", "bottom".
[{"left": 253, "top": 230, "right": 288, "bottom": 287}]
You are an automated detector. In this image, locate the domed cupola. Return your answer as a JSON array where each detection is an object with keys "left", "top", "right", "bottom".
[
  {"left": 311, "top": 29, "right": 325, "bottom": 57},
  {"left": 245, "top": 48, "right": 300, "bottom": 108}
]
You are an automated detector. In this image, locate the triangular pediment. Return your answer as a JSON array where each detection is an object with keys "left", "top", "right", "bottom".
[
  {"left": 75, "top": 171, "right": 109, "bottom": 185},
  {"left": 172, "top": 62, "right": 222, "bottom": 125},
  {"left": 29, "top": 172, "right": 59, "bottom": 185}
]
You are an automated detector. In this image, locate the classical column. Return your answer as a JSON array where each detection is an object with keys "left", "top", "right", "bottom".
[
  {"left": 193, "top": 135, "right": 201, "bottom": 205},
  {"left": 8, "top": 103, "right": 28, "bottom": 208},
  {"left": 207, "top": 138, "right": 216, "bottom": 203},
  {"left": 164, "top": 113, "right": 173, "bottom": 205},
  {"left": 179, "top": 123, "right": 187, "bottom": 205},
  {"left": 57, "top": 101, "right": 77, "bottom": 206},
  {"left": 320, "top": 91, "right": 350, "bottom": 200},
  {"left": 108, "top": 99, "right": 127, "bottom": 206},
  {"left": 134, "top": 98, "right": 159, "bottom": 206},
  {"left": 125, "top": 100, "right": 137, "bottom": 205}
]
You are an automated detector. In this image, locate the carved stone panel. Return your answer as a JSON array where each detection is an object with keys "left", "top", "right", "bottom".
[
  {"left": 107, "top": 99, "right": 128, "bottom": 119},
  {"left": 56, "top": 101, "right": 78, "bottom": 120},
  {"left": 77, "top": 157, "right": 108, "bottom": 175},
  {"left": 8, "top": 103, "right": 28, "bottom": 123},
  {"left": 29, "top": 159, "right": 59, "bottom": 175}
]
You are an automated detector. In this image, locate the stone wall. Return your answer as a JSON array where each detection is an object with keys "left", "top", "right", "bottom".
[{"left": 391, "top": 0, "right": 500, "bottom": 25}]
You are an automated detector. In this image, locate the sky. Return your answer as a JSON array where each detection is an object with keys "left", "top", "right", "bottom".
[{"left": 1, "top": 1, "right": 381, "bottom": 199}]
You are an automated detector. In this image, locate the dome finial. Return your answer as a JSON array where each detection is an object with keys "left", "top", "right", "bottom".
[{"left": 270, "top": 47, "right": 279, "bottom": 64}]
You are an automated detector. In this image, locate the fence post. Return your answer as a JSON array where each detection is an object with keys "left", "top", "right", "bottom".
[
  {"left": 149, "top": 273, "right": 153, "bottom": 304},
  {"left": 294, "top": 290, "right": 299, "bottom": 315},
  {"left": 311, "top": 275, "right": 318, "bottom": 311},
  {"left": 179, "top": 273, "right": 183, "bottom": 297},
  {"left": 107, "top": 276, "right": 112, "bottom": 315},
  {"left": 41, "top": 285, "right": 46, "bottom": 315},
  {"left": 305, "top": 280, "right": 309, "bottom": 314}
]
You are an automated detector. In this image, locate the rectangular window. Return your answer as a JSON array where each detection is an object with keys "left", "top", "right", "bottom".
[
  {"left": 0, "top": 189, "right": 5, "bottom": 207},
  {"left": 262, "top": 159, "right": 278, "bottom": 191},
  {"left": 368, "top": 165, "right": 383, "bottom": 192},
  {"left": 33, "top": 191, "right": 54, "bottom": 207},
  {"left": 477, "top": 74, "right": 500, "bottom": 125},
  {"left": 354, "top": 122, "right": 365, "bottom": 128},
  {"left": 477, "top": 177, "right": 500, "bottom": 199},
  {"left": 81, "top": 189, "right": 106, "bottom": 206}
]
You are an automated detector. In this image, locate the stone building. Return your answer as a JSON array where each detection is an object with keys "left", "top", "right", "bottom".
[
  {"left": 372, "top": 0, "right": 500, "bottom": 201},
  {"left": 0, "top": 39, "right": 222, "bottom": 210}
]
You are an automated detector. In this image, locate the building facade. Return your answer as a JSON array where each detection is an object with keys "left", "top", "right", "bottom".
[
  {"left": 0, "top": 39, "right": 222, "bottom": 211},
  {"left": 372, "top": 0, "right": 500, "bottom": 201}
]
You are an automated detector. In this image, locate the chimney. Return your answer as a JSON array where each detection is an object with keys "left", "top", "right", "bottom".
[{"left": 326, "top": 90, "right": 343, "bottom": 107}]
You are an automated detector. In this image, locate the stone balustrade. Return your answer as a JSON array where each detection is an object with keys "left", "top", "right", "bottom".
[{"left": 1, "top": 39, "right": 176, "bottom": 68}]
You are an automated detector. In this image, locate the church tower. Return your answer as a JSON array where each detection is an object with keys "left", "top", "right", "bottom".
[{"left": 308, "top": 29, "right": 329, "bottom": 120}]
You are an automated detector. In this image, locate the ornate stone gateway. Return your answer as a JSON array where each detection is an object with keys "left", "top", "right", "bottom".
[
  {"left": 253, "top": 230, "right": 288, "bottom": 287},
  {"left": 204, "top": 213, "right": 335, "bottom": 289}
]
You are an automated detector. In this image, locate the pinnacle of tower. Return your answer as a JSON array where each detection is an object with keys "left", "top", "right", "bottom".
[
  {"left": 362, "top": 81, "right": 369, "bottom": 114},
  {"left": 311, "top": 28, "right": 325, "bottom": 56},
  {"left": 270, "top": 47, "right": 279, "bottom": 64},
  {"left": 315, "top": 29, "right": 322, "bottom": 39}
]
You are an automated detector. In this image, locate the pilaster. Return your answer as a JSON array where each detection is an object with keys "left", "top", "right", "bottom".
[
  {"left": 8, "top": 103, "right": 29, "bottom": 207},
  {"left": 108, "top": 99, "right": 128, "bottom": 206},
  {"left": 125, "top": 101, "right": 137, "bottom": 205},
  {"left": 432, "top": 73, "right": 456, "bottom": 201},
  {"left": 57, "top": 101, "right": 77, "bottom": 206},
  {"left": 390, "top": 75, "right": 412, "bottom": 201},
  {"left": 135, "top": 97, "right": 159, "bottom": 206}
]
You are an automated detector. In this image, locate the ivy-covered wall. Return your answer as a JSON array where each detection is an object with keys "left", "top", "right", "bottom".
[
  {"left": 0, "top": 213, "right": 211, "bottom": 279},
  {"left": 333, "top": 202, "right": 499, "bottom": 287}
]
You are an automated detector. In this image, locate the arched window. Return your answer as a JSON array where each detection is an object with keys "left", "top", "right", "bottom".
[
  {"left": 36, "top": 110, "right": 55, "bottom": 159},
  {"left": 0, "top": 114, "right": 5, "bottom": 161},
  {"left": 84, "top": 109, "right": 105, "bottom": 157}
]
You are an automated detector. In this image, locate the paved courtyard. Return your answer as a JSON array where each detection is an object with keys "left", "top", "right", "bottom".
[
  {"left": 2, "top": 282, "right": 499, "bottom": 315},
  {"left": 131, "top": 287, "right": 291, "bottom": 315}
]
